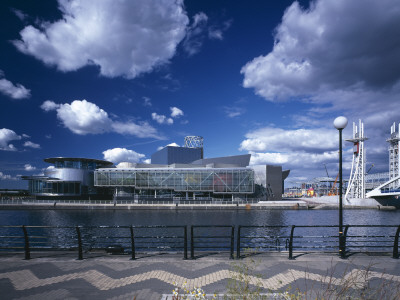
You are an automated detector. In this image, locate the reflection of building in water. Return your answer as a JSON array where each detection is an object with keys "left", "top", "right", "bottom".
[{"left": 241, "top": 210, "right": 287, "bottom": 250}]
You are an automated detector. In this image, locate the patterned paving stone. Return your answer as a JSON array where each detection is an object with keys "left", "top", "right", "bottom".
[
  {"left": 12, "top": 289, "right": 76, "bottom": 300},
  {"left": 0, "top": 253, "right": 399, "bottom": 299}
]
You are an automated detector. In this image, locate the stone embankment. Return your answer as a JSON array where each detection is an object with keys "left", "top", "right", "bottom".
[
  {"left": 0, "top": 201, "right": 309, "bottom": 210},
  {"left": 299, "top": 196, "right": 397, "bottom": 210},
  {"left": 0, "top": 198, "right": 396, "bottom": 209}
]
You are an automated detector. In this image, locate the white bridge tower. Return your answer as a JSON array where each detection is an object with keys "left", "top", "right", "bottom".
[
  {"left": 345, "top": 120, "right": 368, "bottom": 200},
  {"left": 387, "top": 123, "right": 400, "bottom": 188}
]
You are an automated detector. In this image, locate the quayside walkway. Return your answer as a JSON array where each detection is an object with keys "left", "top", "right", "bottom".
[{"left": 1, "top": 252, "right": 400, "bottom": 299}]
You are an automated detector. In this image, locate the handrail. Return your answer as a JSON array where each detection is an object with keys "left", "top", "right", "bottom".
[
  {"left": 289, "top": 225, "right": 295, "bottom": 260},
  {"left": 393, "top": 225, "right": 400, "bottom": 259},
  {"left": 22, "top": 225, "right": 30, "bottom": 260},
  {"left": 0, "top": 224, "right": 399, "bottom": 260},
  {"left": 76, "top": 226, "right": 83, "bottom": 260},
  {"left": 191, "top": 225, "right": 234, "bottom": 259},
  {"left": 130, "top": 225, "right": 135, "bottom": 260},
  {"left": 236, "top": 224, "right": 400, "bottom": 260}
]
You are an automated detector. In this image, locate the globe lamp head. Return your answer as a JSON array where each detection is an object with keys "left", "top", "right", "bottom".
[{"left": 334, "top": 116, "right": 348, "bottom": 130}]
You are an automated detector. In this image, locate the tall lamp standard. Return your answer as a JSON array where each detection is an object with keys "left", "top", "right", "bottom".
[{"left": 334, "top": 116, "right": 348, "bottom": 259}]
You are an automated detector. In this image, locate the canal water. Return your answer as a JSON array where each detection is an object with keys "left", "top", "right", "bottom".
[
  {"left": 0, "top": 208, "right": 399, "bottom": 227},
  {"left": 0, "top": 209, "right": 399, "bottom": 253}
]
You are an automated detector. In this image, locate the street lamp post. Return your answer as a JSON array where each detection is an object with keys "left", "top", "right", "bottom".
[{"left": 334, "top": 116, "right": 348, "bottom": 259}]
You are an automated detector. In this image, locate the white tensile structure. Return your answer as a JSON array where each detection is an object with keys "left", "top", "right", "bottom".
[
  {"left": 345, "top": 120, "right": 368, "bottom": 200},
  {"left": 366, "top": 122, "right": 400, "bottom": 205},
  {"left": 184, "top": 136, "right": 204, "bottom": 159},
  {"left": 184, "top": 136, "right": 203, "bottom": 148},
  {"left": 387, "top": 122, "right": 400, "bottom": 189}
]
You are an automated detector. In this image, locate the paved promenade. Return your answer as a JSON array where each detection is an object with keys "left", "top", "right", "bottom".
[{"left": 1, "top": 252, "right": 400, "bottom": 299}]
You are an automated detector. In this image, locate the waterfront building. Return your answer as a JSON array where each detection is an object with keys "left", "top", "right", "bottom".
[
  {"left": 151, "top": 146, "right": 203, "bottom": 165},
  {"left": 22, "top": 157, "right": 113, "bottom": 199},
  {"left": 95, "top": 153, "right": 254, "bottom": 200},
  {"left": 151, "top": 136, "right": 204, "bottom": 165},
  {"left": 265, "top": 165, "right": 290, "bottom": 200},
  {"left": 22, "top": 136, "right": 290, "bottom": 201}
]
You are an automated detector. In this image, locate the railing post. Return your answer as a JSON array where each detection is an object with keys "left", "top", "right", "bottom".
[
  {"left": 276, "top": 238, "right": 280, "bottom": 252},
  {"left": 237, "top": 226, "right": 241, "bottom": 259},
  {"left": 22, "top": 225, "right": 30, "bottom": 260},
  {"left": 190, "top": 226, "right": 194, "bottom": 259},
  {"left": 76, "top": 226, "right": 83, "bottom": 260},
  {"left": 130, "top": 225, "right": 135, "bottom": 260},
  {"left": 341, "top": 225, "right": 349, "bottom": 259},
  {"left": 289, "top": 225, "right": 295, "bottom": 260},
  {"left": 393, "top": 225, "right": 400, "bottom": 259},
  {"left": 230, "top": 226, "right": 234, "bottom": 259},
  {"left": 184, "top": 226, "right": 188, "bottom": 260}
]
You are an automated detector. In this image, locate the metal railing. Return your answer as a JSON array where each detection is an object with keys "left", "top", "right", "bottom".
[
  {"left": 0, "top": 225, "right": 187, "bottom": 260},
  {"left": 191, "top": 225, "right": 234, "bottom": 259},
  {"left": 0, "top": 198, "right": 262, "bottom": 205},
  {"left": 237, "top": 225, "right": 400, "bottom": 259},
  {"left": 0, "top": 224, "right": 399, "bottom": 260}
]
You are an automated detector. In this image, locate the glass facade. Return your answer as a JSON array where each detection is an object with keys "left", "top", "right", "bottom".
[
  {"left": 28, "top": 180, "right": 81, "bottom": 195},
  {"left": 95, "top": 168, "right": 254, "bottom": 194},
  {"left": 53, "top": 160, "right": 98, "bottom": 170}
]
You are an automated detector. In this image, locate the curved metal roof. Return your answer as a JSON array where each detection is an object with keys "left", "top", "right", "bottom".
[{"left": 44, "top": 157, "right": 113, "bottom": 166}]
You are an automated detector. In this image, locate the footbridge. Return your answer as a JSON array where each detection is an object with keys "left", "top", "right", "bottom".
[{"left": 366, "top": 175, "right": 400, "bottom": 207}]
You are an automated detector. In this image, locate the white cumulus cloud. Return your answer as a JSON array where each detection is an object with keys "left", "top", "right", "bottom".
[
  {"left": 23, "top": 141, "right": 40, "bottom": 149},
  {"left": 24, "top": 164, "right": 36, "bottom": 171},
  {"left": 241, "top": 0, "right": 400, "bottom": 102},
  {"left": 42, "top": 99, "right": 160, "bottom": 138},
  {"left": 103, "top": 148, "right": 146, "bottom": 164},
  {"left": 239, "top": 127, "right": 338, "bottom": 153},
  {"left": 152, "top": 112, "right": 173, "bottom": 125},
  {"left": 40, "top": 100, "right": 59, "bottom": 111},
  {"left": 0, "top": 128, "right": 21, "bottom": 151},
  {"left": 0, "top": 71, "right": 31, "bottom": 99},
  {"left": 53, "top": 100, "right": 111, "bottom": 135},
  {"left": 249, "top": 151, "right": 338, "bottom": 166},
  {"left": 240, "top": 125, "right": 355, "bottom": 183},
  {"left": 170, "top": 107, "right": 184, "bottom": 118},
  {"left": 0, "top": 172, "right": 17, "bottom": 180},
  {"left": 240, "top": 0, "right": 400, "bottom": 180},
  {"left": 13, "top": 0, "right": 189, "bottom": 79}
]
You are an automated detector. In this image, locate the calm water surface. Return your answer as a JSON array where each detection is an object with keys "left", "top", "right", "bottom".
[
  {"left": 0, "top": 209, "right": 399, "bottom": 226},
  {"left": 0, "top": 209, "right": 399, "bottom": 252}
]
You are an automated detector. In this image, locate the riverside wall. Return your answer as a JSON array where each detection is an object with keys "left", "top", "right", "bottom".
[{"left": 0, "top": 199, "right": 395, "bottom": 210}]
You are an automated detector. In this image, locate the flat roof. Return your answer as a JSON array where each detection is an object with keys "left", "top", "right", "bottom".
[
  {"left": 44, "top": 157, "right": 113, "bottom": 166},
  {"left": 97, "top": 167, "right": 252, "bottom": 171}
]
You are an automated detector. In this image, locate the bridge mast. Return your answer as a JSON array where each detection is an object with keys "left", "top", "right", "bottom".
[
  {"left": 387, "top": 123, "right": 400, "bottom": 189},
  {"left": 345, "top": 119, "right": 368, "bottom": 200}
]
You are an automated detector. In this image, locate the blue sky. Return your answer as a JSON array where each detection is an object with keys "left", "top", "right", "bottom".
[{"left": 1, "top": 0, "right": 400, "bottom": 189}]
